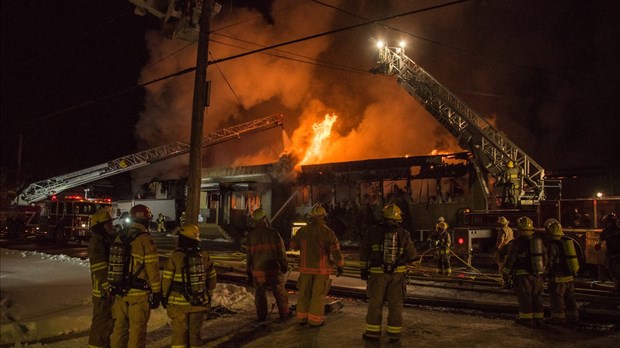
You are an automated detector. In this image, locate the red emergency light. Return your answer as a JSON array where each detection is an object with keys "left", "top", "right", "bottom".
[{"left": 458, "top": 237, "right": 465, "bottom": 245}]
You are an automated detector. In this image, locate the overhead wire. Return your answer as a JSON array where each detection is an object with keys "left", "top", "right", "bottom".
[
  {"left": 310, "top": 0, "right": 619, "bottom": 85},
  {"left": 9, "top": 0, "right": 470, "bottom": 129}
]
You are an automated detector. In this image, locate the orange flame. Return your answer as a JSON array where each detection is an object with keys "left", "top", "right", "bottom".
[{"left": 298, "top": 113, "right": 338, "bottom": 166}]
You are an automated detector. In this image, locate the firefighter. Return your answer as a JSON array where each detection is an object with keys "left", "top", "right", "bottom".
[
  {"left": 360, "top": 204, "right": 417, "bottom": 342},
  {"left": 246, "top": 207, "right": 291, "bottom": 321},
  {"left": 161, "top": 224, "right": 217, "bottom": 348},
  {"left": 87, "top": 208, "right": 116, "bottom": 348},
  {"left": 156, "top": 212, "right": 166, "bottom": 233},
  {"left": 502, "top": 216, "right": 547, "bottom": 327},
  {"left": 110, "top": 204, "right": 162, "bottom": 348},
  {"left": 428, "top": 221, "right": 451, "bottom": 275},
  {"left": 179, "top": 211, "right": 187, "bottom": 227},
  {"left": 544, "top": 219, "right": 579, "bottom": 324},
  {"left": 502, "top": 160, "right": 521, "bottom": 207},
  {"left": 495, "top": 216, "right": 514, "bottom": 287},
  {"left": 289, "top": 203, "right": 344, "bottom": 328},
  {"left": 595, "top": 213, "right": 620, "bottom": 291}
]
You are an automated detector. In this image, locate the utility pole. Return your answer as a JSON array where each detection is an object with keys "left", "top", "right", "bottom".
[{"left": 186, "top": 1, "right": 213, "bottom": 224}]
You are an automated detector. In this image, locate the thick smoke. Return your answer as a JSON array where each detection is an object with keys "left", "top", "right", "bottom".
[
  {"left": 132, "top": 0, "right": 457, "bottom": 192},
  {"left": 131, "top": 0, "right": 618, "bottom": 193}
]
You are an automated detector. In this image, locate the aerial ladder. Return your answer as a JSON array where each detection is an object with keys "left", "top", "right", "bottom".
[
  {"left": 374, "top": 45, "right": 548, "bottom": 207},
  {"left": 13, "top": 114, "right": 284, "bottom": 205}
]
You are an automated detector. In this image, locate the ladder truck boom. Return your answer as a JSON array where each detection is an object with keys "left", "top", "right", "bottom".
[
  {"left": 14, "top": 114, "right": 284, "bottom": 205},
  {"left": 374, "top": 46, "right": 546, "bottom": 205}
]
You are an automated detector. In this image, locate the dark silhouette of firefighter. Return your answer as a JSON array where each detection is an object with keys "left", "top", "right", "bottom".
[
  {"left": 502, "top": 216, "right": 548, "bottom": 327},
  {"left": 289, "top": 203, "right": 344, "bottom": 328},
  {"left": 544, "top": 219, "right": 580, "bottom": 324},
  {"left": 495, "top": 216, "right": 514, "bottom": 287},
  {"left": 428, "top": 221, "right": 451, "bottom": 275},
  {"left": 360, "top": 204, "right": 417, "bottom": 343},
  {"left": 161, "top": 224, "right": 217, "bottom": 348},
  {"left": 501, "top": 160, "right": 521, "bottom": 207},
  {"left": 595, "top": 213, "right": 620, "bottom": 291},
  {"left": 246, "top": 207, "right": 291, "bottom": 321},
  {"left": 87, "top": 208, "right": 116, "bottom": 348},
  {"left": 108, "top": 204, "right": 161, "bottom": 348},
  {"left": 156, "top": 212, "right": 166, "bottom": 233}
]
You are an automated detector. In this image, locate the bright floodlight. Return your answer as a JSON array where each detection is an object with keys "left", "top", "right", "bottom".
[
  {"left": 399, "top": 41, "right": 406, "bottom": 48},
  {"left": 596, "top": 192, "right": 604, "bottom": 198},
  {"left": 377, "top": 40, "right": 384, "bottom": 49}
]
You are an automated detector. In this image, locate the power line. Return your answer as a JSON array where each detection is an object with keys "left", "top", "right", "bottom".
[
  {"left": 310, "top": 0, "right": 619, "bottom": 85},
  {"left": 8, "top": 0, "right": 470, "bottom": 130}
]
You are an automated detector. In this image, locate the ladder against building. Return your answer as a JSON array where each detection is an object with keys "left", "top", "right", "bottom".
[{"left": 374, "top": 45, "right": 546, "bottom": 206}]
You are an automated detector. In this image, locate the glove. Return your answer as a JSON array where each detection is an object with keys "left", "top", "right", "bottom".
[
  {"left": 161, "top": 296, "right": 168, "bottom": 309},
  {"left": 594, "top": 243, "right": 602, "bottom": 251},
  {"left": 247, "top": 272, "right": 254, "bottom": 285},
  {"left": 149, "top": 292, "right": 162, "bottom": 309},
  {"left": 360, "top": 268, "right": 369, "bottom": 281},
  {"left": 336, "top": 267, "right": 344, "bottom": 277}
]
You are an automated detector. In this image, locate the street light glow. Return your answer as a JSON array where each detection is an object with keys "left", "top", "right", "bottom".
[
  {"left": 399, "top": 40, "right": 406, "bottom": 48},
  {"left": 377, "top": 40, "right": 384, "bottom": 49}
]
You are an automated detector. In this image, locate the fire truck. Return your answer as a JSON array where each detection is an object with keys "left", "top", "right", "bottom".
[
  {"left": 3, "top": 115, "right": 284, "bottom": 243},
  {"left": 374, "top": 43, "right": 616, "bottom": 271},
  {"left": 44, "top": 195, "right": 113, "bottom": 245},
  {"left": 0, "top": 204, "right": 42, "bottom": 240}
]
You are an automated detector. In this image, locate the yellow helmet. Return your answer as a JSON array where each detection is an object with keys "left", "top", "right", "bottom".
[
  {"left": 310, "top": 203, "right": 327, "bottom": 218},
  {"left": 436, "top": 221, "right": 448, "bottom": 230},
  {"left": 437, "top": 216, "right": 445, "bottom": 223},
  {"left": 90, "top": 208, "right": 113, "bottom": 227},
  {"left": 497, "top": 216, "right": 509, "bottom": 226},
  {"left": 507, "top": 160, "right": 514, "bottom": 168},
  {"left": 252, "top": 207, "right": 268, "bottom": 221},
  {"left": 544, "top": 219, "right": 563, "bottom": 236},
  {"left": 517, "top": 216, "right": 534, "bottom": 231},
  {"left": 178, "top": 224, "right": 200, "bottom": 241},
  {"left": 382, "top": 204, "right": 402, "bottom": 221}
]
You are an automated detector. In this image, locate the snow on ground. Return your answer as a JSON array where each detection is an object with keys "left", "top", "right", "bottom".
[{"left": 0, "top": 248, "right": 254, "bottom": 347}]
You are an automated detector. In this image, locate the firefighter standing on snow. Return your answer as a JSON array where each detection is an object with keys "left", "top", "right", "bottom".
[
  {"left": 161, "top": 224, "right": 217, "bottom": 348},
  {"left": 87, "top": 208, "right": 116, "bottom": 348},
  {"left": 427, "top": 221, "right": 451, "bottom": 275},
  {"left": 290, "top": 203, "right": 344, "bottom": 328},
  {"left": 109, "top": 204, "right": 162, "bottom": 348},
  {"left": 502, "top": 216, "right": 547, "bottom": 326},
  {"left": 544, "top": 219, "right": 580, "bottom": 324},
  {"left": 246, "top": 207, "right": 291, "bottom": 321},
  {"left": 360, "top": 204, "right": 417, "bottom": 343}
]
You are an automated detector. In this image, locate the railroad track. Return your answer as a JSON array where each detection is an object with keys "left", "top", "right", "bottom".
[{"left": 187, "top": 250, "right": 620, "bottom": 328}]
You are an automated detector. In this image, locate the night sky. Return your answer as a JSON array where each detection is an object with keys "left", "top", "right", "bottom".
[{"left": 2, "top": 1, "right": 619, "bottom": 194}]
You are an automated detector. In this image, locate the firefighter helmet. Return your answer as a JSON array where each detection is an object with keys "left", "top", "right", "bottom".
[
  {"left": 383, "top": 204, "right": 402, "bottom": 221},
  {"left": 436, "top": 222, "right": 448, "bottom": 230},
  {"left": 310, "top": 203, "right": 327, "bottom": 218},
  {"left": 90, "top": 208, "right": 113, "bottom": 227},
  {"left": 437, "top": 216, "right": 445, "bottom": 223},
  {"left": 544, "top": 219, "right": 563, "bottom": 236},
  {"left": 602, "top": 213, "right": 618, "bottom": 229},
  {"left": 130, "top": 204, "right": 153, "bottom": 223},
  {"left": 252, "top": 207, "right": 268, "bottom": 221},
  {"left": 178, "top": 224, "right": 200, "bottom": 241},
  {"left": 507, "top": 160, "right": 514, "bottom": 168},
  {"left": 517, "top": 216, "right": 534, "bottom": 231},
  {"left": 497, "top": 216, "right": 509, "bottom": 226}
]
